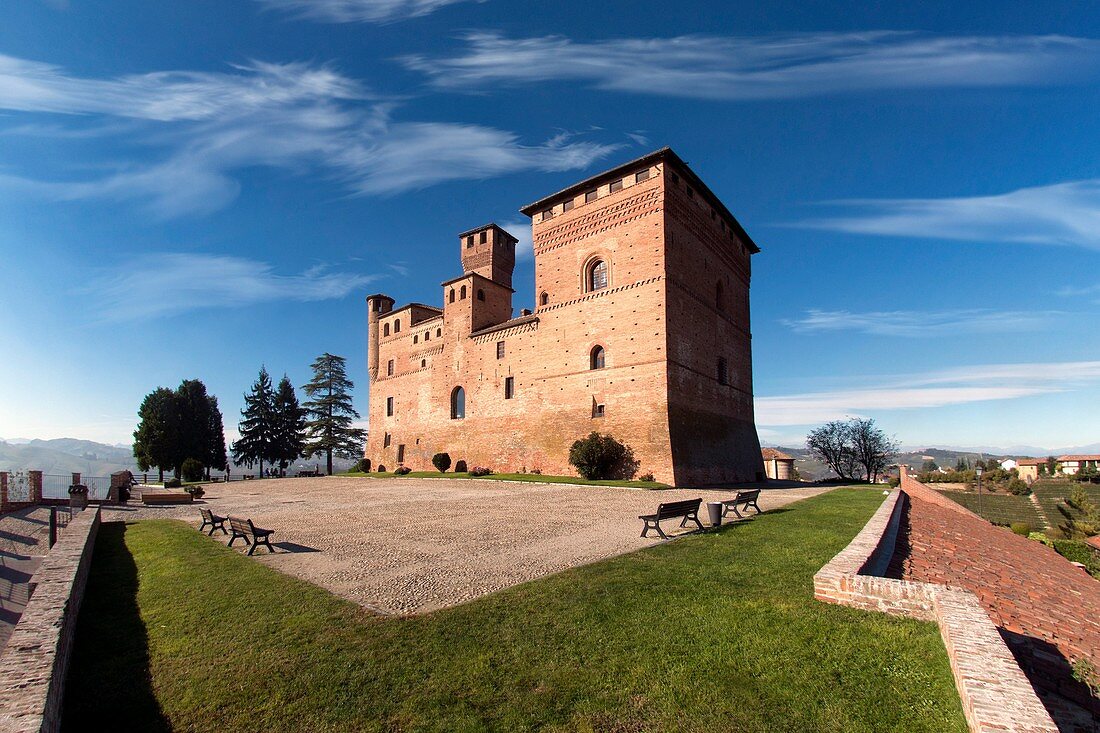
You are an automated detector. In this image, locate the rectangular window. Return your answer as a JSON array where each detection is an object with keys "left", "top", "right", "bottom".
[
  {"left": 479, "top": 230, "right": 487, "bottom": 244},
  {"left": 635, "top": 169, "right": 650, "bottom": 183},
  {"left": 386, "top": 397, "right": 394, "bottom": 416},
  {"left": 496, "top": 341, "right": 505, "bottom": 359},
  {"left": 718, "top": 358, "right": 729, "bottom": 386},
  {"left": 562, "top": 198, "right": 574, "bottom": 211},
  {"left": 686, "top": 186, "right": 694, "bottom": 199},
  {"left": 609, "top": 178, "right": 623, "bottom": 193},
  {"left": 397, "top": 444, "right": 405, "bottom": 463},
  {"left": 505, "top": 376, "right": 515, "bottom": 399},
  {"left": 465, "top": 235, "right": 473, "bottom": 248},
  {"left": 387, "top": 359, "right": 394, "bottom": 376},
  {"left": 593, "top": 403, "right": 605, "bottom": 418},
  {"left": 671, "top": 172, "right": 680, "bottom": 184},
  {"left": 585, "top": 189, "right": 598, "bottom": 203},
  {"left": 541, "top": 209, "right": 553, "bottom": 221},
  {"left": 384, "top": 432, "right": 391, "bottom": 448}
]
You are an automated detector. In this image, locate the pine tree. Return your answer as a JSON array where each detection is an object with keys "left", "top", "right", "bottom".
[
  {"left": 205, "top": 394, "right": 228, "bottom": 476},
  {"left": 272, "top": 375, "right": 306, "bottom": 476},
  {"left": 133, "top": 387, "right": 180, "bottom": 482},
  {"left": 232, "top": 366, "right": 277, "bottom": 476},
  {"left": 302, "top": 353, "right": 366, "bottom": 475}
]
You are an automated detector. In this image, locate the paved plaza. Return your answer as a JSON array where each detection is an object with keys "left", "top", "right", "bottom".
[{"left": 102, "top": 477, "right": 828, "bottom": 615}]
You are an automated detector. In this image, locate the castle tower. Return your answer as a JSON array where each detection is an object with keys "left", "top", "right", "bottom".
[
  {"left": 459, "top": 223, "right": 518, "bottom": 288},
  {"left": 365, "top": 293, "right": 395, "bottom": 382}
]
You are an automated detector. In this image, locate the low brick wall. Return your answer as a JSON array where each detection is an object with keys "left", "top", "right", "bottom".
[
  {"left": 0, "top": 508, "right": 100, "bottom": 733},
  {"left": 814, "top": 488, "right": 1057, "bottom": 733}
]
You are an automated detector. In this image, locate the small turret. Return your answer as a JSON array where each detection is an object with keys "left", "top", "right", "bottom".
[
  {"left": 365, "top": 293, "right": 395, "bottom": 382},
  {"left": 459, "top": 223, "right": 518, "bottom": 289}
]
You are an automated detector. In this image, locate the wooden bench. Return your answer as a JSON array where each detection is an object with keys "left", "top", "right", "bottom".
[
  {"left": 141, "top": 491, "right": 194, "bottom": 505},
  {"left": 199, "top": 508, "right": 227, "bottom": 535},
  {"left": 721, "top": 489, "right": 762, "bottom": 519},
  {"left": 227, "top": 516, "right": 276, "bottom": 555},
  {"left": 296, "top": 470, "right": 320, "bottom": 477},
  {"left": 639, "top": 498, "right": 704, "bottom": 539}
]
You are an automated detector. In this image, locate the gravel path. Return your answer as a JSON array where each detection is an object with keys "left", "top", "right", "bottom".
[{"left": 101, "top": 477, "right": 829, "bottom": 615}]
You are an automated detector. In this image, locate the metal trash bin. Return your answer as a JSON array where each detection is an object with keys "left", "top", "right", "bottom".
[{"left": 706, "top": 501, "right": 723, "bottom": 528}]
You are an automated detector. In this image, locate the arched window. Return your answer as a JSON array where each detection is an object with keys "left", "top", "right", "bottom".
[
  {"left": 421, "top": 359, "right": 426, "bottom": 368},
  {"left": 394, "top": 319, "right": 401, "bottom": 333},
  {"left": 540, "top": 292, "right": 549, "bottom": 306},
  {"left": 477, "top": 289, "right": 485, "bottom": 301},
  {"left": 460, "top": 285, "right": 467, "bottom": 300},
  {"left": 590, "top": 345, "right": 606, "bottom": 370},
  {"left": 383, "top": 323, "right": 390, "bottom": 337},
  {"left": 449, "top": 289, "right": 455, "bottom": 303},
  {"left": 436, "top": 328, "right": 442, "bottom": 337},
  {"left": 413, "top": 334, "right": 418, "bottom": 344},
  {"left": 424, "top": 332, "right": 430, "bottom": 341},
  {"left": 450, "top": 386, "right": 465, "bottom": 419},
  {"left": 716, "top": 281, "right": 725, "bottom": 312},
  {"left": 587, "top": 259, "right": 608, "bottom": 292}
]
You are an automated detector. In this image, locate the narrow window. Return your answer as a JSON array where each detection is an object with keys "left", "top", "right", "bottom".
[
  {"left": 384, "top": 432, "right": 391, "bottom": 448},
  {"left": 496, "top": 341, "right": 505, "bottom": 359},
  {"left": 436, "top": 328, "right": 442, "bottom": 337},
  {"left": 424, "top": 331, "right": 430, "bottom": 341},
  {"left": 718, "top": 358, "right": 729, "bottom": 386},
  {"left": 466, "top": 235, "right": 474, "bottom": 248},
  {"left": 449, "top": 289, "right": 456, "bottom": 303},
  {"left": 413, "top": 334, "right": 418, "bottom": 344},
  {"left": 383, "top": 323, "right": 390, "bottom": 337},
  {"left": 460, "top": 285, "right": 467, "bottom": 300},
  {"left": 686, "top": 186, "right": 694, "bottom": 199},
  {"left": 593, "top": 403, "right": 605, "bottom": 418},
  {"left": 590, "top": 345, "right": 606, "bottom": 370},
  {"left": 609, "top": 178, "right": 623, "bottom": 193},
  {"left": 504, "top": 376, "right": 515, "bottom": 399},
  {"left": 585, "top": 189, "right": 597, "bottom": 203},
  {"left": 386, "top": 397, "right": 394, "bottom": 417},
  {"left": 397, "top": 444, "right": 405, "bottom": 463},
  {"left": 450, "top": 386, "right": 465, "bottom": 419},
  {"left": 479, "top": 231, "right": 487, "bottom": 244},
  {"left": 540, "top": 292, "right": 549, "bottom": 306},
  {"left": 635, "top": 169, "right": 650, "bottom": 183},
  {"left": 394, "top": 319, "right": 401, "bottom": 333},
  {"left": 562, "top": 199, "right": 574, "bottom": 212},
  {"left": 542, "top": 210, "right": 553, "bottom": 221},
  {"left": 588, "top": 259, "right": 608, "bottom": 292},
  {"left": 387, "top": 359, "right": 394, "bottom": 377},
  {"left": 716, "top": 281, "right": 725, "bottom": 312},
  {"left": 477, "top": 289, "right": 485, "bottom": 301},
  {"left": 420, "top": 359, "right": 426, "bottom": 368},
  {"left": 671, "top": 172, "right": 680, "bottom": 184}
]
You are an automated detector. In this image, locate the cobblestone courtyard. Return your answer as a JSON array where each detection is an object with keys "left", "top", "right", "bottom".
[{"left": 102, "top": 477, "right": 827, "bottom": 614}]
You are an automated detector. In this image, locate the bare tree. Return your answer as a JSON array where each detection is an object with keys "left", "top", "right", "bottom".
[
  {"left": 806, "top": 420, "right": 859, "bottom": 481},
  {"left": 848, "top": 418, "right": 899, "bottom": 483}
]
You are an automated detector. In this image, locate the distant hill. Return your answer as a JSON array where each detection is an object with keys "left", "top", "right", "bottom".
[
  {"left": 0, "top": 437, "right": 360, "bottom": 477},
  {"left": 768, "top": 445, "right": 1034, "bottom": 481}
]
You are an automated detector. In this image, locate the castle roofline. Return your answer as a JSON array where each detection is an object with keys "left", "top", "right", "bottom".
[
  {"left": 381, "top": 302, "right": 443, "bottom": 317},
  {"left": 457, "top": 222, "right": 519, "bottom": 243},
  {"left": 364, "top": 293, "right": 395, "bottom": 302},
  {"left": 519, "top": 146, "right": 761, "bottom": 254},
  {"left": 439, "top": 270, "right": 516, "bottom": 293},
  {"left": 471, "top": 313, "right": 539, "bottom": 337}
]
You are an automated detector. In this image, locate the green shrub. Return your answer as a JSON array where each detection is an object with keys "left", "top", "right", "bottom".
[
  {"left": 1010, "top": 522, "right": 1032, "bottom": 536},
  {"left": 394, "top": 466, "right": 411, "bottom": 475},
  {"left": 1029, "top": 532, "right": 1053, "bottom": 546},
  {"left": 164, "top": 477, "right": 182, "bottom": 488},
  {"left": 354, "top": 458, "right": 371, "bottom": 473},
  {"left": 454, "top": 460, "right": 468, "bottom": 473},
  {"left": 469, "top": 466, "right": 493, "bottom": 477},
  {"left": 1052, "top": 540, "right": 1093, "bottom": 566},
  {"left": 568, "top": 432, "right": 637, "bottom": 480},
  {"left": 432, "top": 453, "right": 452, "bottom": 473},
  {"left": 180, "top": 458, "right": 204, "bottom": 483},
  {"left": 639, "top": 472, "right": 655, "bottom": 482}
]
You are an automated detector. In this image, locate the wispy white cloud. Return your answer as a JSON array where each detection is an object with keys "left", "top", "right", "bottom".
[
  {"left": 796, "top": 179, "right": 1100, "bottom": 250},
  {"left": 90, "top": 253, "right": 381, "bottom": 321},
  {"left": 256, "top": 0, "right": 482, "bottom": 23},
  {"left": 496, "top": 219, "right": 532, "bottom": 261},
  {"left": 755, "top": 360, "right": 1100, "bottom": 426},
  {"left": 783, "top": 308, "right": 1062, "bottom": 337},
  {"left": 402, "top": 32, "right": 1100, "bottom": 99},
  {"left": 0, "top": 54, "right": 619, "bottom": 216}
]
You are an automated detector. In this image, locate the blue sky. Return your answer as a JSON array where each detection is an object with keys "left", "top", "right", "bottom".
[{"left": 1, "top": 0, "right": 1098, "bottom": 451}]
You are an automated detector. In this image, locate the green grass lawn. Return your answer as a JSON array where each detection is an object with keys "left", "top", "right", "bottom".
[
  {"left": 940, "top": 490, "right": 1044, "bottom": 529},
  {"left": 342, "top": 470, "right": 671, "bottom": 489},
  {"left": 64, "top": 489, "right": 966, "bottom": 732}
]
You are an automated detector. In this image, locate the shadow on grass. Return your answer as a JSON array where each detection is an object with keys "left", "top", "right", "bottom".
[{"left": 62, "top": 522, "right": 170, "bottom": 732}]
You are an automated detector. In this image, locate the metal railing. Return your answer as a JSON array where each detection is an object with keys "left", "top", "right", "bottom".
[{"left": 41, "top": 474, "right": 111, "bottom": 501}]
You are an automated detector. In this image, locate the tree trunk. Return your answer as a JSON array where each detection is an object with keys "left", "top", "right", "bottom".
[
  {"left": 158, "top": 467, "right": 164, "bottom": 482},
  {"left": 326, "top": 450, "right": 333, "bottom": 476}
]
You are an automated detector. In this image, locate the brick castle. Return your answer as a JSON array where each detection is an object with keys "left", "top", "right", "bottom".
[{"left": 365, "top": 147, "right": 763, "bottom": 486}]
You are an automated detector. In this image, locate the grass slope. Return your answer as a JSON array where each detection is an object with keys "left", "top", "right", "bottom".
[
  {"left": 64, "top": 489, "right": 966, "bottom": 732},
  {"left": 940, "top": 491, "right": 1043, "bottom": 528}
]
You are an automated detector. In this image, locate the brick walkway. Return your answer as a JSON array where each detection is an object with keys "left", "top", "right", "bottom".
[
  {"left": 0, "top": 507, "right": 70, "bottom": 652},
  {"left": 889, "top": 480, "right": 1100, "bottom": 729}
]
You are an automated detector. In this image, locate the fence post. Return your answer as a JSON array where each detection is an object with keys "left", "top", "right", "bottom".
[
  {"left": 28, "top": 470, "right": 42, "bottom": 503},
  {"left": 49, "top": 507, "right": 57, "bottom": 547},
  {"left": 71, "top": 472, "right": 81, "bottom": 489},
  {"left": 0, "top": 472, "right": 8, "bottom": 511}
]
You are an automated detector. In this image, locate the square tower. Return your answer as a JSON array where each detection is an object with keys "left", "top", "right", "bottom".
[{"left": 459, "top": 223, "right": 518, "bottom": 289}]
